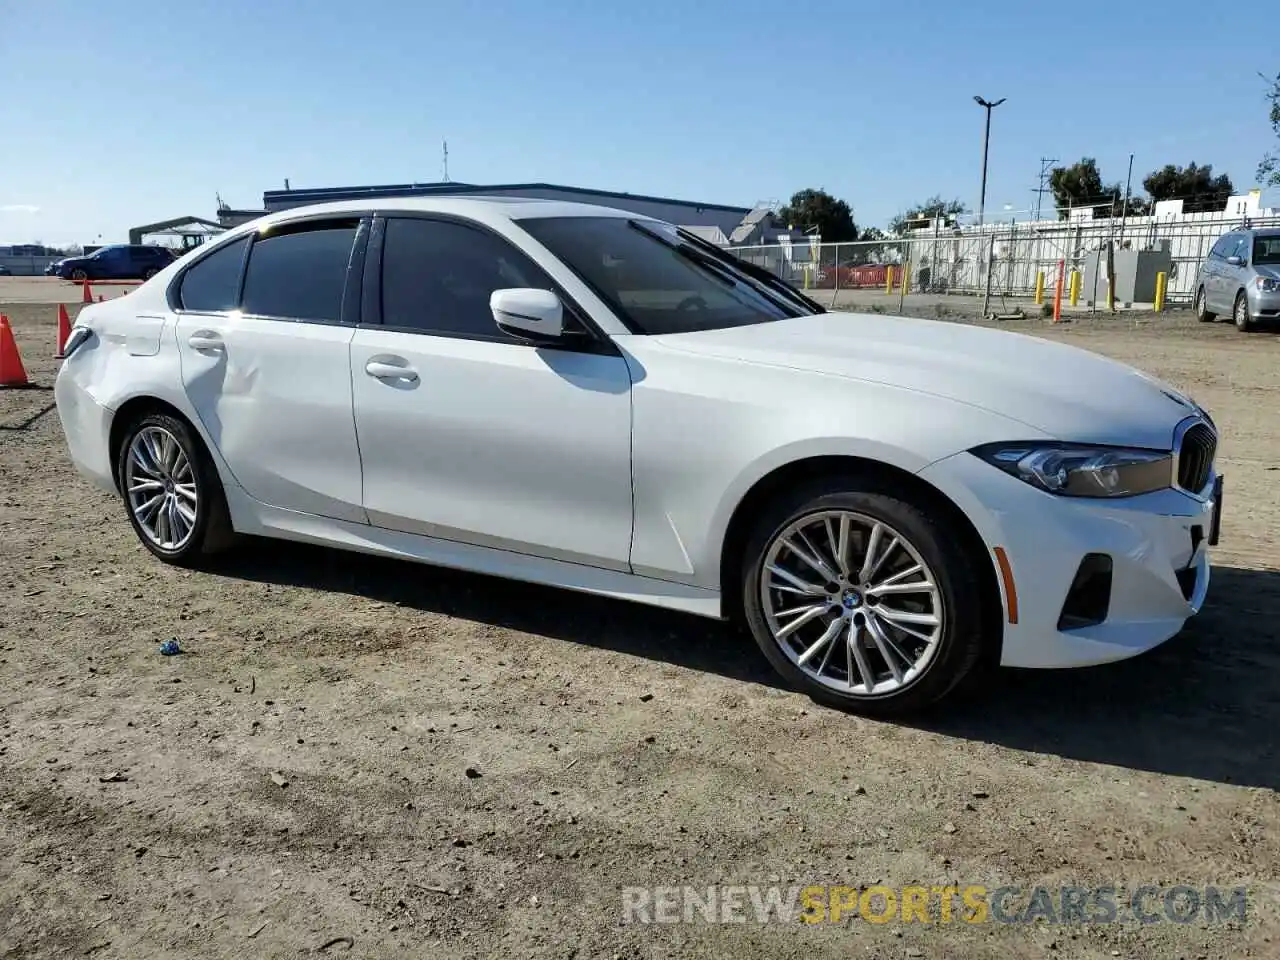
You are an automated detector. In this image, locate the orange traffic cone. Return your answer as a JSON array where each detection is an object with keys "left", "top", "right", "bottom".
[
  {"left": 0, "top": 315, "right": 31, "bottom": 388},
  {"left": 55, "top": 304, "right": 72, "bottom": 359},
  {"left": 81, "top": 277, "right": 93, "bottom": 303}
]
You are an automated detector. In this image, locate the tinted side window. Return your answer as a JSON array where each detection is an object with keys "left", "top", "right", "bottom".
[
  {"left": 380, "top": 217, "right": 555, "bottom": 339},
  {"left": 242, "top": 221, "right": 358, "bottom": 322},
  {"left": 178, "top": 236, "right": 249, "bottom": 312}
]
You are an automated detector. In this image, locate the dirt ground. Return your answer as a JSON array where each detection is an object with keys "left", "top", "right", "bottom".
[{"left": 2, "top": 289, "right": 1278, "bottom": 960}]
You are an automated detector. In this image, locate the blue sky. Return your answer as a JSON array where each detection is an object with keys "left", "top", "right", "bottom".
[{"left": 2, "top": 0, "right": 1276, "bottom": 244}]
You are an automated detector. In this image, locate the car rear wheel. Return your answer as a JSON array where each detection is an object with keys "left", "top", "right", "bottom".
[
  {"left": 117, "top": 412, "right": 235, "bottom": 565},
  {"left": 1195, "top": 286, "right": 1215, "bottom": 322},
  {"left": 70, "top": 268, "right": 88, "bottom": 283},
  {"left": 741, "top": 479, "right": 989, "bottom": 716}
]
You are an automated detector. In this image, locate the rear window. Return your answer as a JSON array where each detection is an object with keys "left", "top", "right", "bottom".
[
  {"left": 177, "top": 236, "right": 248, "bottom": 312},
  {"left": 241, "top": 221, "right": 358, "bottom": 322}
]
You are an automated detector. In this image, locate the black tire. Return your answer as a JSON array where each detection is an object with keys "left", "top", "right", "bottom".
[
  {"left": 1233, "top": 291, "right": 1254, "bottom": 332},
  {"left": 115, "top": 411, "right": 236, "bottom": 566},
  {"left": 70, "top": 268, "right": 88, "bottom": 283},
  {"left": 142, "top": 267, "right": 159, "bottom": 280},
  {"left": 1195, "top": 286, "right": 1215, "bottom": 322},
  {"left": 740, "top": 477, "right": 990, "bottom": 716}
]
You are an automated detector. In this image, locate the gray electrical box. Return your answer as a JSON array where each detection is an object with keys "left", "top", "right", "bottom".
[{"left": 1082, "top": 240, "right": 1173, "bottom": 306}]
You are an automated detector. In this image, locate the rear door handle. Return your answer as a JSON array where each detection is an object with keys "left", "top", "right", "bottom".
[
  {"left": 187, "top": 331, "right": 224, "bottom": 351},
  {"left": 365, "top": 358, "right": 419, "bottom": 383}
]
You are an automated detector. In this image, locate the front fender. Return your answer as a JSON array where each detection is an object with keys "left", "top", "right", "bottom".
[{"left": 623, "top": 337, "right": 1047, "bottom": 591}]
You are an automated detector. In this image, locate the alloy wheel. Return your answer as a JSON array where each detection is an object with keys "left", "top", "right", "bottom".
[
  {"left": 759, "top": 510, "right": 944, "bottom": 697},
  {"left": 1235, "top": 294, "right": 1250, "bottom": 330},
  {"left": 124, "top": 426, "right": 199, "bottom": 551}
]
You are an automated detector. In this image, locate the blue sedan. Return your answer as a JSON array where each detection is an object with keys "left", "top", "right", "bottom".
[{"left": 47, "top": 244, "right": 176, "bottom": 282}]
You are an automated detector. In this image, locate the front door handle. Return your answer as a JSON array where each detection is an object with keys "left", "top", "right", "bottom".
[
  {"left": 187, "top": 331, "right": 224, "bottom": 351},
  {"left": 365, "top": 359, "right": 419, "bottom": 383}
]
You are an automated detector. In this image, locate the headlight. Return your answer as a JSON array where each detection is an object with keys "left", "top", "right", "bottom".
[
  {"left": 971, "top": 442, "right": 1172, "bottom": 497},
  {"left": 1255, "top": 276, "right": 1280, "bottom": 292}
]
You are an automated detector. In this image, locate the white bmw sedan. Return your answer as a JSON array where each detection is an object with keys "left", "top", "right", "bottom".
[{"left": 54, "top": 197, "right": 1222, "bottom": 714}]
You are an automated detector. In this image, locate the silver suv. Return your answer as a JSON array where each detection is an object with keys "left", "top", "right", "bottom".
[{"left": 1194, "top": 227, "right": 1280, "bottom": 331}]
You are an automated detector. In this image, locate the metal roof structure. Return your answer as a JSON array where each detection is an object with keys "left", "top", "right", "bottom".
[
  {"left": 128, "top": 215, "right": 225, "bottom": 247},
  {"left": 728, "top": 204, "right": 778, "bottom": 245}
]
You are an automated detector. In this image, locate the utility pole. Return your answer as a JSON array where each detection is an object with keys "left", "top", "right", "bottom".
[
  {"left": 973, "top": 95, "right": 1006, "bottom": 227},
  {"left": 1118, "top": 152, "right": 1134, "bottom": 247},
  {"left": 442, "top": 140, "right": 450, "bottom": 182},
  {"left": 1032, "top": 157, "right": 1057, "bottom": 221}
]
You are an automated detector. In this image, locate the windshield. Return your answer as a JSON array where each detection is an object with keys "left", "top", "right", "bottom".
[
  {"left": 518, "top": 216, "right": 814, "bottom": 335},
  {"left": 1254, "top": 235, "right": 1280, "bottom": 265}
]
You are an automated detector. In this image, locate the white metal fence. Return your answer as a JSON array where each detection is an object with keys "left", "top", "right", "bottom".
[{"left": 724, "top": 211, "right": 1280, "bottom": 306}]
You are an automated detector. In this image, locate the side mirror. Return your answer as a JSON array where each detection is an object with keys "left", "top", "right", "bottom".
[
  {"left": 1226, "top": 255, "right": 1244, "bottom": 267},
  {"left": 490, "top": 288, "right": 564, "bottom": 341}
]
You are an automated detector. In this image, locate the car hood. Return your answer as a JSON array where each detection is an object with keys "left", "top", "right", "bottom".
[
  {"left": 1256, "top": 264, "right": 1280, "bottom": 281},
  {"left": 653, "top": 312, "right": 1203, "bottom": 449}
]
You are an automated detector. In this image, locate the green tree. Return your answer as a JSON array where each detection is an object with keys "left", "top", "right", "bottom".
[
  {"left": 1050, "top": 158, "right": 1110, "bottom": 217},
  {"left": 889, "top": 195, "right": 968, "bottom": 235},
  {"left": 1049, "top": 158, "right": 1148, "bottom": 218},
  {"left": 777, "top": 188, "right": 858, "bottom": 242},
  {"left": 1259, "top": 71, "right": 1280, "bottom": 187},
  {"left": 1142, "top": 163, "right": 1235, "bottom": 213}
]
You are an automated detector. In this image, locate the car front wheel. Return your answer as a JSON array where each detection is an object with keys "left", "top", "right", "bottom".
[
  {"left": 70, "top": 268, "right": 88, "bottom": 283},
  {"left": 117, "top": 412, "right": 235, "bottom": 565},
  {"left": 741, "top": 480, "right": 989, "bottom": 715},
  {"left": 1195, "top": 286, "right": 1215, "bottom": 322},
  {"left": 1234, "top": 291, "right": 1254, "bottom": 332}
]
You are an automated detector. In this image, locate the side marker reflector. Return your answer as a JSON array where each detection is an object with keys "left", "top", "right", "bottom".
[{"left": 993, "top": 546, "right": 1019, "bottom": 624}]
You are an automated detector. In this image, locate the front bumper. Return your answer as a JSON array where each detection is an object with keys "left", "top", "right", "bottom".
[
  {"left": 1247, "top": 287, "right": 1280, "bottom": 320},
  {"left": 920, "top": 452, "right": 1217, "bottom": 669}
]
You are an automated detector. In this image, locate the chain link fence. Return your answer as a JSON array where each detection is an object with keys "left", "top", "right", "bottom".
[{"left": 724, "top": 212, "right": 1280, "bottom": 309}]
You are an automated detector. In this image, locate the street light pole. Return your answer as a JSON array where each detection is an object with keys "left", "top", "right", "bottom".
[{"left": 973, "top": 95, "right": 1006, "bottom": 227}]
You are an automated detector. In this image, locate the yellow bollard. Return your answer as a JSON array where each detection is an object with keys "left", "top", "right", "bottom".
[
  {"left": 804, "top": 264, "right": 811, "bottom": 291},
  {"left": 900, "top": 263, "right": 910, "bottom": 294},
  {"left": 1069, "top": 270, "right": 1081, "bottom": 307},
  {"left": 885, "top": 266, "right": 895, "bottom": 294},
  {"left": 1154, "top": 271, "right": 1167, "bottom": 312},
  {"left": 1034, "top": 270, "right": 1045, "bottom": 305}
]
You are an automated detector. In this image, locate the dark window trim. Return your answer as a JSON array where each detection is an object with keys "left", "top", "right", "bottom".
[
  {"left": 169, "top": 213, "right": 370, "bottom": 324},
  {"left": 361, "top": 216, "right": 385, "bottom": 333},
  {"left": 364, "top": 211, "right": 619, "bottom": 357}
]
